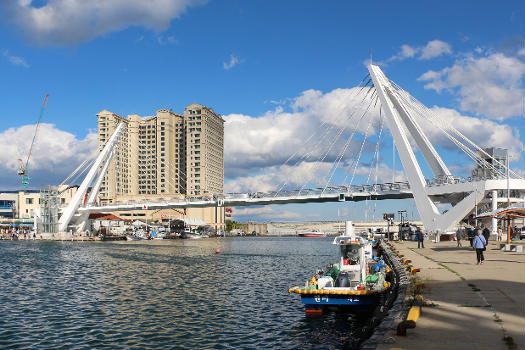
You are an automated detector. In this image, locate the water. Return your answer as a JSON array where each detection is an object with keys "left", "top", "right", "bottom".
[{"left": 0, "top": 237, "right": 371, "bottom": 349}]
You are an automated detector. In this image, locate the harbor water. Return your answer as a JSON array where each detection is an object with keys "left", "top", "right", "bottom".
[{"left": 0, "top": 237, "right": 373, "bottom": 349}]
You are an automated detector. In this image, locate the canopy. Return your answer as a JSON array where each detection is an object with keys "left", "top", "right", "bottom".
[{"left": 476, "top": 204, "right": 525, "bottom": 219}]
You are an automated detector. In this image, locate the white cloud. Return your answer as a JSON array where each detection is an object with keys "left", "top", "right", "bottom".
[
  {"left": 421, "top": 106, "right": 524, "bottom": 161},
  {"left": 399, "top": 44, "right": 418, "bottom": 59},
  {"left": 2, "top": 49, "right": 30, "bottom": 68},
  {"left": 225, "top": 161, "right": 333, "bottom": 193},
  {"left": 0, "top": 123, "right": 97, "bottom": 189},
  {"left": 390, "top": 40, "right": 452, "bottom": 61},
  {"left": 157, "top": 35, "right": 178, "bottom": 45},
  {"left": 223, "top": 54, "right": 241, "bottom": 70},
  {"left": 419, "top": 40, "right": 452, "bottom": 59},
  {"left": 224, "top": 87, "right": 380, "bottom": 179},
  {"left": 418, "top": 52, "right": 525, "bottom": 119},
  {"left": 1, "top": 0, "right": 205, "bottom": 46}
]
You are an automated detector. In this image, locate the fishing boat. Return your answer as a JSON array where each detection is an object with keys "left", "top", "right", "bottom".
[
  {"left": 298, "top": 229, "right": 326, "bottom": 238},
  {"left": 289, "top": 221, "right": 391, "bottom": 315},
  {"left": 181, "top": 227, "right": 209, "bottom": 239}
]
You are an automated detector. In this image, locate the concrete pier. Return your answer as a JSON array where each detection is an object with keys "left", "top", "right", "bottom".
[{"left": 377, "top": 239, "right": 524, "bottom": 350}]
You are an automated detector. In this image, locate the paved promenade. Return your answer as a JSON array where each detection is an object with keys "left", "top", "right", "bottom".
[{"left": 377, "top": 239, "right": 525, "bottom": 350}]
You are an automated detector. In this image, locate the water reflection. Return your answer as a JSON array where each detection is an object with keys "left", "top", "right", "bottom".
[{"left": 0, "top": 237, "right": 370, "bottom": 349}]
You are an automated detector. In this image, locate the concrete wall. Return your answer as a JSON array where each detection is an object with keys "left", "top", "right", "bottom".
[{"left": 246, "top": 221, "right": 424, "bottom": 236}]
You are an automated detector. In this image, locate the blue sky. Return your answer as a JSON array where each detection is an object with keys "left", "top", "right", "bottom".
[{"left": 0, "top": 0, "right": 524, "bottom": 223}]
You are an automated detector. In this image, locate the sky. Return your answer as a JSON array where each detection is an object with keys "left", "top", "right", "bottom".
[{"left": 0, "top": 0, "right": 524, "bottom": 223}]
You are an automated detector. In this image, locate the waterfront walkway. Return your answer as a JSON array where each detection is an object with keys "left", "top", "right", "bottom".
[{"left": 377, "top": 239, "right": 525, "bottom": 350}]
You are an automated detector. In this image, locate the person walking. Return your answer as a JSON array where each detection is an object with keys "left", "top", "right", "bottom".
[
  {"left": 482, "top": 225, "right": 490, "bottom": 242},
  {"left": 456, "top": 228, "right": 463, "bottom": 247},
  {"left": 472, "top": 229, "right": 487, "bottom": 265},
  {"left": 497, "top": 227, "right": 503, "bottom": 241},
  {"left": 416, "top": 227, "right": 424, "bottom": 249}
]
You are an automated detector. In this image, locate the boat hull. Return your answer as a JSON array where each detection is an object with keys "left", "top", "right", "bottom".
[
  {"left": 298, "top": 233, "right": 326, "bottom": 237},
  {"left": 300, "top": 293, "right": 377, "bottom": 307}
]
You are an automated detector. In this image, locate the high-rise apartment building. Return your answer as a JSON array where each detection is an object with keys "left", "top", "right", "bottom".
[
  {"left": 184, "top": 103, "right": 224, "bottom": 196},
  {"left": 97, "top": 103, "right": 224, "bottom": 204}
]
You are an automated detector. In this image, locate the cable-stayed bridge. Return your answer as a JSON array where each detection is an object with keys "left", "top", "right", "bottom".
[{"left": 42, "top": 64, "right": 525, "bottom": 234}]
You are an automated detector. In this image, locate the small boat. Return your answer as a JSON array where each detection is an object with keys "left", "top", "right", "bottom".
[
  {"left": 289, "top": 221, "right": 391, "bottom": 315},
  {"left": 181, "top": 228, "right": 209, "bottom": 239},
  {"left": 298, "top": 230, "right": 326, "bottom": 238}
]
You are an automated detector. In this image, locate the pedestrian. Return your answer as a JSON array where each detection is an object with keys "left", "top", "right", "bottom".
[
  {"left": 482, "top": 225, "right": 490, "bottom": 242},
  {"left": 416, "top": 227, "right": 424, "bottom": 248},
  {"left": 456, "top": 228, "right": 463, "bottom": 247},
  {"left": 472, "top": 229, "right": 487, "bottom": 265},
  {"left": 497, "top": 227, "right": 503, "bottom": 241},
  {"left": 468, "top": 227, "right": 476, "bottom": 247}
]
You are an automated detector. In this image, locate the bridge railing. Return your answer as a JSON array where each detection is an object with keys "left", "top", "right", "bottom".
[
  {"left": 82, "top": 181, "right": 415, "bottom": 209},
  {"left": 425, "top": 173, "right": 518, "bottom": 188}
]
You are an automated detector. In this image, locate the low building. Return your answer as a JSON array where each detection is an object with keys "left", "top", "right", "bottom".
[
  {"left": 89, "top": 213, "right": 130, "bottom": 236},
  {"left": 0, "top": 186, "right": 78, "bottom": 220}
]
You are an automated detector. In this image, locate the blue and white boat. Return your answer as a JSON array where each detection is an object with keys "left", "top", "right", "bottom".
[{"left": 289, "top": 222, "right": 391, "bottom": 315}]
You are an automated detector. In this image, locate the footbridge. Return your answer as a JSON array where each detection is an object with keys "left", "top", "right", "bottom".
[{"left": 43, "top": 64, "right": 525, "bottom": 234}]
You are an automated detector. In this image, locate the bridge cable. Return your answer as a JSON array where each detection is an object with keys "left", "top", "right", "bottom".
[
  {"left": 273, "top": 74, "right": 373, "bottom": 196},
  {"left": 298, "top": 86, "right": 376, "bottom": 195},
  {"left": 390, "top": 82, "right": 518, "bottom": 179},
  {"left": 321, "top": 93, "right": 377, "bottom": 194}
]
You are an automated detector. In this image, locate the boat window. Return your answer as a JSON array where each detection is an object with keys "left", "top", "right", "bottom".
[{"left": 342, "top": 245, "right": 360, "bottom": 265}]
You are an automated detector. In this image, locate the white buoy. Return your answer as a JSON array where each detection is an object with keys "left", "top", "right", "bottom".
[{"left": 345, "top": 221, "right": 355, "bottom": 240}]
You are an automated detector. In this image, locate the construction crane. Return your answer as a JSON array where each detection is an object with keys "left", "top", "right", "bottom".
[{"left": 18, "top": 93, "right": 50, "bottom": 188}]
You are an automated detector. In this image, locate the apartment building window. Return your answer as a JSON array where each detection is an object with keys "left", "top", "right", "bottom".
[{"left": 26, "top": 198, "right": 33, "bottom": 204}]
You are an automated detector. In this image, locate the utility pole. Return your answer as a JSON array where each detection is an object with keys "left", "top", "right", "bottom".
[{"left": 506, "top": 155, "right": 511, "bottom": 245}]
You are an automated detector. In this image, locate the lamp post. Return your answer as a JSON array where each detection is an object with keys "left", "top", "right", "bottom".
[{"left": 506, "top": 155, "right": 511, "bottom": 245}]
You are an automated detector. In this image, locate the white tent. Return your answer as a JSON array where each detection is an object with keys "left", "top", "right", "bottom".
[
  {"left": 132, "top": 220, "right": 150, "bottom": 227},
  {"left": 172, "top": 218, "right": 206, "bottom": 226}
]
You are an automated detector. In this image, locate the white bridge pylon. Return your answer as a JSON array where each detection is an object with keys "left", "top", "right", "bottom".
[
  {"left": 58, "top": 122, "right": 126, "bottom": 232},
  {"left": 57, "top": 65, "right": 524, "bottom": 234},
  {"left": 368, "top": 64, "right": 523, "bottom": 232}
]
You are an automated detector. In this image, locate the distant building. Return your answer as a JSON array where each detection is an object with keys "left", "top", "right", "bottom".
[{"left": 472, "top": 147, "right": 508, "bottom": 179}]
